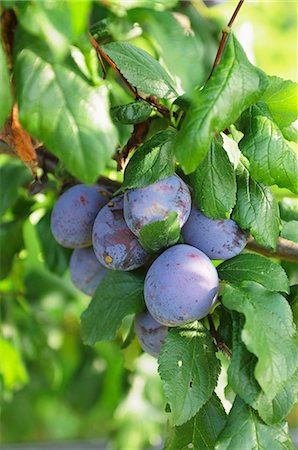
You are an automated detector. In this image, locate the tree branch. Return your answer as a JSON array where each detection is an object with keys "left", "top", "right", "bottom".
[
  {"left": 207, "top": 0, "right": 245, "bottom": 81},
  {"left": 208, "top": 315, "right": 232, "bottom": 358},
  {"left": 0, "top": 141, "right": 122, "bottom": 194},
  {"left": 246, "top": 236, "right": 298, "bottom": 264}
]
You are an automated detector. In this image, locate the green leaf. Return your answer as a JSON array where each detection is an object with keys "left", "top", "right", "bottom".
[
  {"left": 279, "top": 197, "right": 298, "bottom": 222},
  {"left": 232, "top": 171, "right": 280, "bottom": 250},
  {"left": 89, "top": 18, "right": 110, "bottom": 43},
  {"left": 228, "top": 313, "right": 298, "bottom": 425},
  {"left": 228, "top": 124, "right": 244, "bottom": 145},
  {"left": 0, "top": 338, "right": 28, "bottom": 391},
  {"left": 262, "top": 75, "right": 298, "bottom": 130},
  {"left": 288, "top": 285, "right": 298, "bottom": 307},
  {"left": 111, "top": 100, "right": 152, "bottom": 124},
  {"left": 128, "top": 9, "right": 205, "bottom": 94},
  {"left": 221, "top": 133, "right": 242, "bottom": 169},
  {"left": 139, "top": 211, "right": 180, "bottom": 253},
  {"left": 164, "top": 394, "right": 227, "bottom": 450},
  {"left": 17, "top": 0, "right": 91, "bottom": 61},
  {"left": 217, "top": 306, "right": 233, "bottom": 350},
  {"left": 222, "top": 283, "right": 298, "bottom": 400},
  {"left": 0, "top": 160, "right": 31, "bottom": 219},
  {"left": 238, "top": 102, "right": 298, "bottom": 193},
  {"left": 281, "top": 221, "right": 298, "bottom": 243},
  {"left": 0, "top": 220, "right": 24, "bottom": 279},
  {"left": 0, "top": 39, "right": 12, "bottom": 128},
  {"left": 174, "top": 33, "right": 268, "bottom": 174},
  {"left": 282, "top": 123, "right": 298, "bottom": 142},
  {"left": 14, "top": 31, "right": 118, "bottom": 184},
  {"left": 218, "top": 254, "right": 289, "bottom": 294},
  {"left": 101, "top": 42, "right": 177, "bottom": 99},
  {"left": 81, "top": 271, "right": 145, "bottom": 345},
  {"left": 288, "top": 286, "right": 298, "bottom": 329},
  {"left": 215, "top": 396, "right": 296, "bottom": 450},
  {"left": 36, "top": 211, "right": 71, "bottom": 275},
  {"left": 158, "top": 321, "right": 220, "bottom": 426},
  {"left": 190, "top": 139, "right": 236, "bottom": 219},
  {"left": 104, "top": 0, "right": 178, "bottom": 10},
  {"left": 123, "top": 130, "right": 176, "bottom": 189}
]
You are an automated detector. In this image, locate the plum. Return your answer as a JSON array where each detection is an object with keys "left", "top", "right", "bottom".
[
  {"left": 123, "top": 175, "right": 191, "bottom": 237},
  {"left": 135, "top": 310, "right": 168, "bottom": 358},
  {"left": 70, "top": 247, "right": 108, "bottom": 296},
  {"left": 182, "top": 207, "right": 248, "bottom": 260},
  {"left": 144, "top": 244, "right": 219, "bottom": 326},
  {"left": 92, "top": 194, "right": 150, "bottom": 271},
  {"left": 51, "top": 184, "right": 110, "bottom": 248}
]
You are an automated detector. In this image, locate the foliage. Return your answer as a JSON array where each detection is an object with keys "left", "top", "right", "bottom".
[
  {"left": 122, "top": 129, "right": 176, "bottom": 189},
  {"left": 1, "top": 1, "right": 297, "bottom": 449},
  {"left": 190, "top": 138, "right": 236, "bottom": 219}
]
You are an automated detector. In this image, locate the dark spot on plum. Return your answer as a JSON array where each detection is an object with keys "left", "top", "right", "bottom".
[{"left": 80, "top": 195, "right": 87, "bottom": 205}]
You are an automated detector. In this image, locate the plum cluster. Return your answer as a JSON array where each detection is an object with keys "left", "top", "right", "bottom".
[{"left": 51, "top": 175, "right": 248, "bottom": 357}]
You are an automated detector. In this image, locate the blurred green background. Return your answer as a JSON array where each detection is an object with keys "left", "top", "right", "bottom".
[{"left": 1, "top": 1, "right": 297, "bottom": 449}]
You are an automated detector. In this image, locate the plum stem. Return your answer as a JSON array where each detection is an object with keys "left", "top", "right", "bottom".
[
  {"left": 207, "top": 0, "right": 245, "bottom": 81},
  {"left": 208, "top": 315, "right": 232, "bottom": 358}
]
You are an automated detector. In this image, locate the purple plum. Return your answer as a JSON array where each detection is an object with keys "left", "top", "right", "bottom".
[
  {"left": 123, "top": 175, "right": 191, "bottom": 237},
  {"left": 135, "top": 310, "right": 168, "bottom": 358},
  {"left": 144, "top": 244, "right": 219, "bottom": 326},
  {"left": 51, "top": 184, "right": 110, "bottom": 248},
  {"left": 70, "top": 247, "right": 109, "bottom": 296},
  {"left": 182, "top": 207, "right": 248, "bottom": 260},
  {"left": 92, "top": 194, "right": 150, "bottom": 271}
]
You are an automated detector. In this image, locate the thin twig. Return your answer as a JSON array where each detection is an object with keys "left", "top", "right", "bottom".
[
  {"left": 207, "top": 0, "right": 245, "bottom": 81},
  {"left": 208, "top": 315, "right": 232, "bottom": 358},
  {"left": 246, "top": 236, "right": 298, "bottom": 264}
]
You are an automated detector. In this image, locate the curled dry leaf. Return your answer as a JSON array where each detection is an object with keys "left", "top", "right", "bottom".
[
  {"left": 116, "top": 120, "right": 151, "bottom": 171},
  {"left": 0, "top": 104, "right": 38, "bottom": 177}
]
